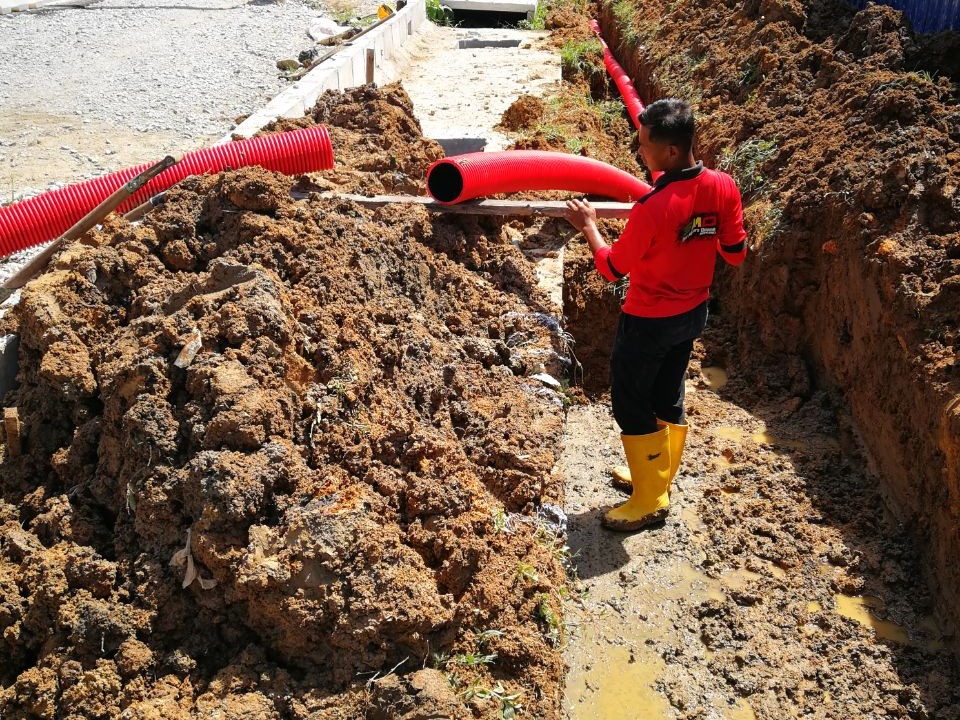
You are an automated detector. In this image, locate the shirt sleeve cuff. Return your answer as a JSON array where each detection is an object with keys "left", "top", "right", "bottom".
[{"left": 594, "top": 245, "right": 623, "bottom": 281}]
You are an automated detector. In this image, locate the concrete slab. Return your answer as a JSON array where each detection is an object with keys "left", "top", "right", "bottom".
[
  {"left": 443, "top": 0, "right": 537, "bottom": 17},
  {"left": 435, "top": 137, "right": 488, "bottom": 155}
]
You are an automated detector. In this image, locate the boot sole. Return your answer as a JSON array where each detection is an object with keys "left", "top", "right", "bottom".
[{"left": 601, "top": 507, "right": 669, "bottom": 532}]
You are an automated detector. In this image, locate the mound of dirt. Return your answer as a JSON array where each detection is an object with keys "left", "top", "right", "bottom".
[
  {"left": 499, "top": 95, "right": 546, "bottom": 132},
  {"left": 0, "top": 86, "right": 571, "bottom": 719},
  {"left": 263, "top": 82, "right": 446, "bottom": 197}
]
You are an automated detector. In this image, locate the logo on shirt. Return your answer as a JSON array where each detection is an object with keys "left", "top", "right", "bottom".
[{"left": 679, "top": 213, "right": 719, "bottom": 243}]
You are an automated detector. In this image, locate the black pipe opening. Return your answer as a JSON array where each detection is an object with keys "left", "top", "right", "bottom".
[{"left": 426, "top": 161, "right": 465, "bottom": 203}]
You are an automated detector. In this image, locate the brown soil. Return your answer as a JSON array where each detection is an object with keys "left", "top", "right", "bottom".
[
  {"left": 498, "top": 96, "right": 546, "bottom": 133},
  {"left": 0, "top": 85, "right": 572, "bottom": 719}
]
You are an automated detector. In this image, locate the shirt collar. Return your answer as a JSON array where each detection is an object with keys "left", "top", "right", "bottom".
[{"left": 654, "top": 161, "right": 704, "bottom": 187}]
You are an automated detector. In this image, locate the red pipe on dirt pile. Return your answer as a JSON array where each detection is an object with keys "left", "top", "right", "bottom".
[
  {"left": 426, "top": 151, "right": 651, "bottom": 205},
  {"left": 589, "top": 19, "right": 646, "bottom": 131},
  {"left": 0, "top": 125, "right": 335, "bottom": 257}
]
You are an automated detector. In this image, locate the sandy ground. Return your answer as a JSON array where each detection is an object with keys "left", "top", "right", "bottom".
[{"left": 0, "top": 0, "right": 331, "bottom": 199}]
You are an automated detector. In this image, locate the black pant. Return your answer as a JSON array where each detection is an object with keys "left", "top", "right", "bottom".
[{"left": 610, "top": 301, "right": 708, "bottom": 435}]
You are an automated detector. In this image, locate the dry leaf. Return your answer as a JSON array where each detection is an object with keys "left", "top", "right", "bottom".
[{"left": 183, "top": 552, "right": 197, "bottom": 589}]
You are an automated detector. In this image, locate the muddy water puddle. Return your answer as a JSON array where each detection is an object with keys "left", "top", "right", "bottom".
[{"left": 563, "top": 552, "right": 774, "bottom": 718}]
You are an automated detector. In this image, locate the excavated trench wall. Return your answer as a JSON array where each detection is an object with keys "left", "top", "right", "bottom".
[{"left": 597, "top": 0, "right": 960, "bottom": 627}]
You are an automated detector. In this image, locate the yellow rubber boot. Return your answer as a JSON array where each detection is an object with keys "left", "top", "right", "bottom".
[
  {"left": 602, "top": 427, "right": 672, "bottom": 531},
  {"left": 610, "top": 419, "right": 688, "bottom": 491}
]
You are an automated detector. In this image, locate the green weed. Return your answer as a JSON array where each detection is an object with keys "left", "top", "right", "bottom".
[
  {"left": 449, "top": 651, "right": 498, "bottom": 667},
  {"left": 560, "top": 38, "right": 604, "bottom": 79},
  {"left": 518, "top": 0, "right": 548, "bottom": 29},
  {"left": 426, "top": 0, "right": 455, "bottom": 25},
  {"left": 564, "top": 136, "right": 585, "bottom": 154},
  {"left": 752, "top": 200, "right": 783, "bottom": 248},
  {"left": 718, "top": 138, "right": 778, "bottom": 197},
  {"left": 492, "top": 508, "right": 508, "bottom": 534},
  {"left": 611, "top": 0, "right": 641, "bottom": 46},
  {"left": 461, "top": 680, "right": 524, "bottom": 719},
  {"left": 535, "top": 593, "right": 563, "bottom": 646},
  {"left": 516, "top": 561, "right": 539, "bottom": 584}
]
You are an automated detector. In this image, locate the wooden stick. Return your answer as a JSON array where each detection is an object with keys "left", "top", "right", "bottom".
[
  {"left": 318, "top": 193, "right": 635, "bottom": 218},
  {"left": 318, "top": 27, "right": 360, "bottom": 46},
  {"left": 3, "top": 407, "right": 21, "bottom": 458},
  {"left": 122, "top": 191, "right": 168, "bottom": 222},
  {"left": 2, "top": 155, "right": 179, "bottom": 292}
]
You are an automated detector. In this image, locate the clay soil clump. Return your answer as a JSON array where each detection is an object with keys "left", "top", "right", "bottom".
[{"left": 0, "top": 85, "right": 573, "bottom": 719}]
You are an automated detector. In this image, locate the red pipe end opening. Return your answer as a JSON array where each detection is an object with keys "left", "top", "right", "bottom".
[{"left": 426, "top": 160, "right": 465, "bottom": 204}]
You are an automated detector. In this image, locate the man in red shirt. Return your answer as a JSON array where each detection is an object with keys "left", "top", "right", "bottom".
[{"left": 564, "top": 98, "right": 747, "bottom": 531}]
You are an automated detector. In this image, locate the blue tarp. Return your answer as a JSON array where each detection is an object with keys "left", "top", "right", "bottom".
[{"left": 848, "top": 0, "right": 960, "bottom": 33}]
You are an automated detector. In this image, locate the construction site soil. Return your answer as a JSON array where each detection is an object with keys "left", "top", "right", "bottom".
[{"left": 0, "top": 0, "right": 959, "bottom": 718}]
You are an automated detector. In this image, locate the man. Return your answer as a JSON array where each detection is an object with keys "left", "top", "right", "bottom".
[{"left": 563, "top": 98, "right": 747, "bottom": 531}]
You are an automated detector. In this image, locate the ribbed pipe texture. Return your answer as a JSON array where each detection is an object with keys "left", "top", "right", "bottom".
[
  {"left": 426, "top": 151, "right": 651, "bottom": 205},
  {"left": 0, "top": 125, "right": 335, "bottom": 256},
  {"left": 589, "top": 19, "right": 645, "bottom": 131}
]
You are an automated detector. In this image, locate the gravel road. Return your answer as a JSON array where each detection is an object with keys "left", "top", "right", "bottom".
[{"left": 0, "top": 0, "right": 348, "bottom": 198}]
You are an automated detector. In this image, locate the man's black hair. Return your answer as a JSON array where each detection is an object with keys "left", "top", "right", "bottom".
[{"left": 638, "top": 99, "right": 694, "bottom": 154}]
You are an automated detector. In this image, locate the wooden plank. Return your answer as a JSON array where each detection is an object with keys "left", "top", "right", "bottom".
[
  {"left": 365, "top": 48, "right": 375, "bottom": 85},
  {"left": 319, "top": 193, "right": 634, "bottom": 218},
  {"left": 3, "top": 407, "right": 21, "bottom": 458}
]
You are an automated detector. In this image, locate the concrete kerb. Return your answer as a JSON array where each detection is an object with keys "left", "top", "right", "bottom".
[{"left": 224, "top": 0, "right": 429, "bottom": 142}]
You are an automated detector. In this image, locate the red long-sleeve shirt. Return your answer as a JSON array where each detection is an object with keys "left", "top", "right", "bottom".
[{"left": 594, "top": 162, "right": 747, "bottom": 318}]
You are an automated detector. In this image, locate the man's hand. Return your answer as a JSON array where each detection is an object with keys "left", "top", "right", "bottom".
[
  {"left": 564, "top": 198, "right": 597, "bottom": 232},
  {"left": 564, "top": 198, "right": 608, "bottom": 254}
]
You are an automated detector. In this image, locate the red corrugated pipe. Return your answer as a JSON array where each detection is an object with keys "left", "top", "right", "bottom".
[
  {"left": 589, "top": 20, "right": 664, "bottom": 183},
  {"left": 589, "top": 19, "right": 645, "bottom": 131},
  {"left": 426, "top": 151, "right": 651, "bottom": 205},
  {"left": 0, "top": 125, "right": 335, "bottom": 257}
]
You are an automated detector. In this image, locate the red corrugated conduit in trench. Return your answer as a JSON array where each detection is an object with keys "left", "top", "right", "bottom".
[
  {"left": 589, "top": 19, "right": 665, "bottom": 183},
  {"left": 589, "top": 19, "right": 646, "bottom": 131},
  {"left": 426, "top": 151, "right": 651, "bottom": 205},
  {"left": 0, "top": 125, "right": 335, "bottom": 257}
]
